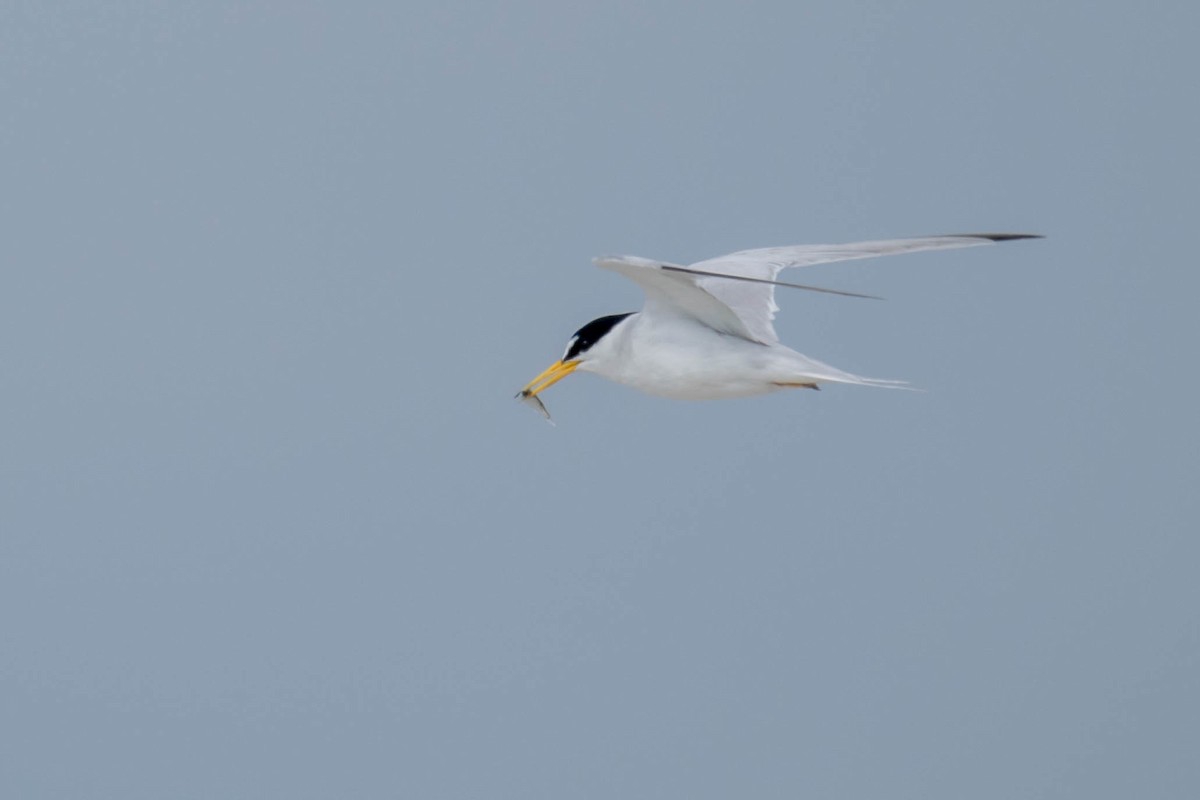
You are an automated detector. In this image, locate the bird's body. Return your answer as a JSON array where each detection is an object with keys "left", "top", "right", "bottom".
[
  {"left": 578, "top": 310, "right": 878, "bottom": 399},
  {"left": 519, "top": 233, "right": 1040, "bottom": 417}
]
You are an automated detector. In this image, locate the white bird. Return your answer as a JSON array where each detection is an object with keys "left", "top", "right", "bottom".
[{"left": 518, "top": 233, "right": 1040, "bottom": 417}]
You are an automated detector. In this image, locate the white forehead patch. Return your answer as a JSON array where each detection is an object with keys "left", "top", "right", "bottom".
[{"left": 561, "top": 336, "right": 579, "bottom": 361}]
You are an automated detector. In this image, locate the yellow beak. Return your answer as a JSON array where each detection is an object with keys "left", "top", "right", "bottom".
[{"left": 519, "top": 359, "right": 580, "bottom": 397}]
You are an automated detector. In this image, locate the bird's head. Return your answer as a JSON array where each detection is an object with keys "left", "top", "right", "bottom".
[{"left": 518, "top": 312, "right": 634, "bottom": 398}]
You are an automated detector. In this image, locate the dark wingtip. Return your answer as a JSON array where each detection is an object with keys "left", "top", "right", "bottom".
[{"left": 950, "top": 232, "right": 1045, "bottom": 242}]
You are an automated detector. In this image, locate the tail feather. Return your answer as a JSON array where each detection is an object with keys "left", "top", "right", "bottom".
[
  {"left": 785, "top": 355, "right": 918, "bottom": 391},
  {"left": 817, "top": 373, "right": 918, "bottom": 391}
]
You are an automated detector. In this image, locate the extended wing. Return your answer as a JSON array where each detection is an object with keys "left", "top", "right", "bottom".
[
  {"left": 592, "top": 254, "right": 760, "bottom": 340},
  {"left": 609, "top": 233, "right": 1040, "bottom": 344}
]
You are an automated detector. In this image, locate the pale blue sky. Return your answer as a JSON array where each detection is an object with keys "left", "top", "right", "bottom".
[{"left": 1, "top": 2, "right": 1197, "bottom": 798}]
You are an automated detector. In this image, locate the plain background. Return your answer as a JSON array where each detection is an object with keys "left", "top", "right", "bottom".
[{"left": 1, "top": 2, "right": 1197, "bottom": 798}]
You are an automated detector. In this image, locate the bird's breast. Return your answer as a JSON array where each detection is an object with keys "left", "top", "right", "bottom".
[{"left": 595, "top": 318, "right": 787, "bottom": 400}]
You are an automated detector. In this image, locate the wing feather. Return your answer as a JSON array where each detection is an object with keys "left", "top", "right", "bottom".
[
  {"left": 595, "top": 234, "right": 1041, "bottom": 345},
  {"left": 592, "top": 255, "right": 758, "bottom": 340},
  {"left": 686, "top": 234, "right": 1040, "bottom": 343}
]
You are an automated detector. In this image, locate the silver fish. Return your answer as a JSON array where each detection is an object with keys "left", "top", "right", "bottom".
[{"left": 515, "top": 389, "right": 555, "bottom": 425}]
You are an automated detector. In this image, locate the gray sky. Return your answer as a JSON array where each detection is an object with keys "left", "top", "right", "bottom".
[{"left": 2, "top": 2, "right": 1197, "bottom": 798}]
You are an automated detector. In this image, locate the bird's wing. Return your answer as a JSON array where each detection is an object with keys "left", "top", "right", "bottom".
[
  {"left": 682, "top": 233, "right": 1041, "bottom": 343},
  {"left": 592, "top": 255, "right": 761, "bottom": 340}
]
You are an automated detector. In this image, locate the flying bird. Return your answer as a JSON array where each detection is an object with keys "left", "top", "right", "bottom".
[{"left": 518, "top": 233, "right": 1040, "bottom": 419}]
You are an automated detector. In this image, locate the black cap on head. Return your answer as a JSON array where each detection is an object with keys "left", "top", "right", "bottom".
[{"left": 564, "top": 313, "right": 633, "bottom": 361}]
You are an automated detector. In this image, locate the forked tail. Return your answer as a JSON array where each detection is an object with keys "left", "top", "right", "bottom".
[{"left": 785, "top": 357, "right": 918, "bottom": 391}]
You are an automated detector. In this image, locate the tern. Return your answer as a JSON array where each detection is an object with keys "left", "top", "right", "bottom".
[{"left": 518, "top": 233, "right": 1040, "bottom": 417}]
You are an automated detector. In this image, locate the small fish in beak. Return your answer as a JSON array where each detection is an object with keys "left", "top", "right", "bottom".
[{"left": 515, "top": 388, "right": 555, "bottom": 425}]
